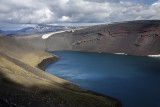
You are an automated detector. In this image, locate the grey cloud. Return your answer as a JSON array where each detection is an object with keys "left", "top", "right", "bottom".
[
  {"left": 83, "top": 0, "right": 126, "bottom": 3},
  {"left": 0, "top": 0, "right": 160, "bottom": 30}
]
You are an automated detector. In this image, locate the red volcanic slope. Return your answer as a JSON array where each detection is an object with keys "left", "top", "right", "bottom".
[{"left": 14, "top": 20, "right": 160, "bottom": 56}]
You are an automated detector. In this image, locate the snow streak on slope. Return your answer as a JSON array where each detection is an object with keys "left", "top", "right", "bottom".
[{"left": 42, "top": 27, "right": 88, "bottom": 39}]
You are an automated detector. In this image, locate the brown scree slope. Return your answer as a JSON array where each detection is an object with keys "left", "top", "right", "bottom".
[{"left": 15, "top": 20, "right": 160, "bottom": 56}]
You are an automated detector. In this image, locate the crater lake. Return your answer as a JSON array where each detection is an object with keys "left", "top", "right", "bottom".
[{"left": 45, "top": 51, "right": 160, "bottom": 107}]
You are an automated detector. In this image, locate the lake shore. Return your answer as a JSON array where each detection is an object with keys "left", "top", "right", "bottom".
[{"left": 38, "top": 52, "right": 122, "bottom": 107}]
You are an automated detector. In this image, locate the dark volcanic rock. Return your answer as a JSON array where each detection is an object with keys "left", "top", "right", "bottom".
[
  {"left": 0, "top": 98, "right": 24, "bottom": 107},
  {"left": 38, "top": 56, "right": 59, "bottom": 71}
]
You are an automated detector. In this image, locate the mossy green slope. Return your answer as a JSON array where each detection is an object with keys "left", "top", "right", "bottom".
[{"left": 0, "top": 35, "right": 121, "bottom": 107}]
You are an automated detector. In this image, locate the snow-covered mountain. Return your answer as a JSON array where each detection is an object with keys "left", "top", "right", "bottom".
[
  {"left": 0, "top": 24, "right": 74, "bottom": 37},
  {"left": 26, "top": 24, "right": 72, "bottom": 34}
]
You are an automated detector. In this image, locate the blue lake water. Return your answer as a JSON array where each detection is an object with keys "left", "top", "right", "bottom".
[{"left": 45, "top": 51, "right": 160, "bottom": 107}]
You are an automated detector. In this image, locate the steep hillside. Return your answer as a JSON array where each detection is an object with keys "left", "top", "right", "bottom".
[
  {"left": 15, "top": 20, "right": 160, "bottom": 56},
  {"left": 0, "top": 35, "right": 121, "bottom": 107}
]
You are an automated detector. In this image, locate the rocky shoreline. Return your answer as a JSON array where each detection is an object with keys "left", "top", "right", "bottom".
[{"left": 38, "top": 56, "right": 59, "bottom": 71}]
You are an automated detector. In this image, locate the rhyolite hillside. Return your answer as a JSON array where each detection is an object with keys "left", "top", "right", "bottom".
[{"left": 15, "top": 20, "right": 160, "bottom": 56}]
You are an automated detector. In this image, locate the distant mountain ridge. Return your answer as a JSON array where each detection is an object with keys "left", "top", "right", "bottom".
[
  {"left": 0, "top": 24, "right": 74, "bottom": 36},
  {"left": 26, "top": 24, "right": 72, "bottom": 33}
]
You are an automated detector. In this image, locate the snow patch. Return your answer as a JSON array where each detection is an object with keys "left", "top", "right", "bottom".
[
  {"left": 42, "top": 30, "right": 66, "bottom": 39},
  {"left": 114, "top": 53, "right": 127, "bottom": 55},
  {"left": 42, "top": 27, "right": 87, "bottom": 39},
  {"left": 148, "top": 54, "right": 160, "bottom": 58}
]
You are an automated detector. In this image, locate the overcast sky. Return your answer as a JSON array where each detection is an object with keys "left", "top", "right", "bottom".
[{"left": 0, "top": 0, "right": 160, "bottom": 30}]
